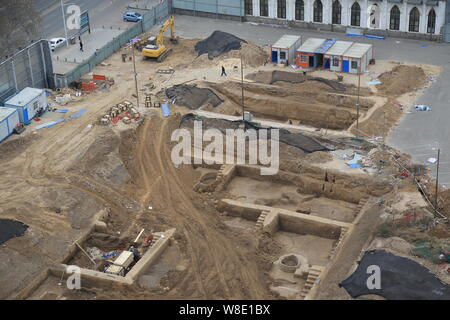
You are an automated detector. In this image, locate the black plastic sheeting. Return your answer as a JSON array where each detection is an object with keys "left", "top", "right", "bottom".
[
  {"left": 195, "top": 31, "right": 247, "bottom": 59},
  {"left": 0, "top": 219, "right": 28, "bottom": 245},
  {"left": 181, "top": 114, "right": 328, "bottom": 154},
  {"left": 166, "top": 84, "right": 223, "bottom": 110},
  {"left": 339, "top": 250, "right": 450, "bottom": 300}
]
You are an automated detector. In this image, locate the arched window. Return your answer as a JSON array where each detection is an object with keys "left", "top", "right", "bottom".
[
  {"left": 313, "top": 0, "right": 323, "bottom": 23},
  {"left": 409, "top": 7, "right": 420, "bottom": 32},
  {"left": 332, "top": 0, "right": 342, "bottom": 24},
  {"left": 245, "top": 0, "right": 253, "bottom": 15},
  {"left": 277, "top": 0, "right": 286, "bottom": 19},
  {"left": 295, "top": 0, "right": 304, "bottom": 21},
  {"left": 390, "top": 5, "right": 400, "bottom": 30},
  {"left": 260, "top": 0, "right": 268, "bottom": 17},
  {"left": 427, "top": 9, "right": 436, "bottom": 34},
  {"left": 351, "top": 2, "right": 361, "bottom": 26}
]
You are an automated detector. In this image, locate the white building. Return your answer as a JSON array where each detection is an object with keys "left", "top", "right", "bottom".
[{"left": 244, "top": 0, "right": 447, "bottom": 35}]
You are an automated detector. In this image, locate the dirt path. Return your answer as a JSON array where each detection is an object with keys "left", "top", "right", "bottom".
[{"left": 127, "top": 116, "right": 271, "bottom": 299}]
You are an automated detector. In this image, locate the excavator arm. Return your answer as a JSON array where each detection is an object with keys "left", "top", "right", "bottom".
[
  {"left": 156, "top": 15, "right": 176, "bottom": 46},
  {"left": 142, "top": 15, "right": 177, "bottom": 62}
]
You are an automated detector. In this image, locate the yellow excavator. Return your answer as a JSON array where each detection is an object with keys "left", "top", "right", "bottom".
[{"left": 142, "top": 15, "right": 178, "bottom": 62}]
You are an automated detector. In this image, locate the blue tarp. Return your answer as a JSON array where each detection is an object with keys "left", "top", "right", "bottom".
[
  {"left": 315, "top": 39, "right": 336, "bottom": 54},
  {"left": 162, "top": 103, "right": 171, "bottom": 117},
  {"left": 35, "top": 118, "right": 65, "bottom": 130},
  {"left": 346, "top": 34, "right": 385, "bottom": 40},
  {"left": 346, "top": 153, "right": 363, "bottom": 168},
  {"left": 53, "top": 109, "right": 69, "bottom": 113},
  {"left": 70, "top": 109, "right": 87, "bottom": 119}
]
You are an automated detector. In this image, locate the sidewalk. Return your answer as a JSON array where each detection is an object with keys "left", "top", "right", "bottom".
[
  {"left": 52, "top": 28, "right": 124, "bottom": 73},
  {"left": 128, "top": 0, "right": 159, "bottom": 10}
]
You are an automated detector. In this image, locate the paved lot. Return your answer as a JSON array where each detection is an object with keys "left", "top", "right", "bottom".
[
  {"left": 164, "top": 15, "right": 450, "bottom": 184},
  {"left": 37, "top": 0, "right": 149, "bottom": 39}
]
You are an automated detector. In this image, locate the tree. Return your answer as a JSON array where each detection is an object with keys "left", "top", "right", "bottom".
[{"left": 0, "top": 0, "right": 41, "bottom": 59}]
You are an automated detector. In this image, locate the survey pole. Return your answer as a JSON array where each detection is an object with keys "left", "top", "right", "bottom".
[
  {"left": 132, "top": 44, "right": 139, "bottom": 107},
  {"left": 434, "top": 148, "right": 440, "bottom": 218},
  {"left": 60, "top": 0, "right": 69, "bottom": 47},
  {"left": 356, "top": 64, "right": 361, "bottom": 136},
  {"left": 241, "top": 58, "right": 245, "bottom": 122}
]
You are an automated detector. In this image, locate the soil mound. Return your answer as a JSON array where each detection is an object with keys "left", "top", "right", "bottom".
[
  {"left": 165, "top": 84, "right": 224, "bottom": 109},
  {"left": 247, "top": 70, "right": 306, "bottom": 84},
  {"left": 247, "top": 71, "right": 346, "bottom": 91},
  {"left": 376, "top": 65, "right": 426, "bottom": 97},
  {"left": 195, "top": 31, "right": 247, "bottom": 59}
]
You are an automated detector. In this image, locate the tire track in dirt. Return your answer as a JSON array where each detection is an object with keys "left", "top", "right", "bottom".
[{"left": 132, "top": 116, "right": 269, "bottom": 298}]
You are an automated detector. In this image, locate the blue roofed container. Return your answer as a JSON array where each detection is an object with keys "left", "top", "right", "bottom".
[
  {"left": 0, "top": 107, "right": 20, "bottom": 142},
  {"left": 4, "top": 87, "right": 48, "bottom": 124}
]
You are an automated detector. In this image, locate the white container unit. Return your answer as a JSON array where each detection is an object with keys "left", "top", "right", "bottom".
[
  {"left": 324, "top": 41, "right": 354, "bottom": 72},
  {"left": 271, "top": 35, "right": 302, "bottom": 65},
  {"left": 0, "top": 107, "right": 20, "bottom": 142},
  {"left": 4, "top": 87, "right": 48, "bottom": 124},
  {"left": 342, "top": 43, "right": 373, "bottom": 74}
]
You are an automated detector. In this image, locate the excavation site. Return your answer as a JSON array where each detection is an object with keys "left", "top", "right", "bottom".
[{"left": 0, "top": 27, "right": 449, "bottom": 302}]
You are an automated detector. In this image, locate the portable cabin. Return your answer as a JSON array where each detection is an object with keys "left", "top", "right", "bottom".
[
  {"left": 271, "top": 35, "right": 302, "bottom": 65},
  {"left": 341, "top": 43, "right": 373, "bottom": 74},
  {"left": 323, "top": 41, "right": 354, "bottom": 72},
  {"left": 4, "top": 87, "right": 48, "bottom": 124},
  {"left": 314, "top": 39, "right": 336, "bottom": 69},
  {"left": 296, "top": 38, "right": 326, "bottom": 68},
  {"left": 0, "top": 107, "right": 20, "bottom": 142}
]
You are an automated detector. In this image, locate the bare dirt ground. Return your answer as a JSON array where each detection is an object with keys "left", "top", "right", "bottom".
[{"left": 0, "top": 34, "right": 448, "bottom": 300}]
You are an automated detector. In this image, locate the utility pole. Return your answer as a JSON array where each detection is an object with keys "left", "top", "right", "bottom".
[
  {"left": 434, "top": 148, "right": 440, "bottom": 218},
  {"left": 241, "top": 57, "right": 245, "bottom": 122},
  {"left": 132, "top": 44, "right": 139, "bottom": 107},
  {"left": 356, "top": 64, "right": 361, "bottom": 136},
  {"left": 60, "top": 0, "right": 69, "bottom": 47}
]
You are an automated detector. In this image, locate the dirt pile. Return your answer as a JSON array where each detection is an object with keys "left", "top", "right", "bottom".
[
  {"left": 246, "top": 71, "right": 346, "bottom": 92},
  {"left": 222, "top": 42, "right": 269, "bottom": 68},
  {"left": 165, "top": 84, "right": 224, "bottom": 109},
  {"left": 195, "top": 31, "right": 246, "bottom": 59},
  {"left": 247, "top": 70, "right": 307, "bottom": 84},
  {"left": 376, "top": 65, "right": 427, "bottom": 97}
]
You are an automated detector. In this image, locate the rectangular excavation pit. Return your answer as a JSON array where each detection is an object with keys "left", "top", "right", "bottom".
[
  {"left": 21, "top": 229, "right": 177, "bottom": 299},
  {"left": 222, "top": 165, "right": 363, "bottom": 222},
  {"left": 218, "top": 199, "right": 352, "bottom": 266},
  {"left": 206, "top": 81, "right": 375, "bottom": 131}
]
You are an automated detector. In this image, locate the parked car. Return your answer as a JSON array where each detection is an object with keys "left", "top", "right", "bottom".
[
  {"left": 49, "top": 37, "right": 66, "bottom": 51},
  {"left": 123, "top": 11, "right": 143, "bottom": 22}
]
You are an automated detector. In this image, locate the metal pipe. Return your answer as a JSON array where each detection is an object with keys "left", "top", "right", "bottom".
[{"left": 60, "top": 0, "right": 69, "bottom": 47}]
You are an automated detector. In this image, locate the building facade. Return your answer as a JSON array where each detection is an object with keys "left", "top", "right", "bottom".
[{"left": 243, "top": 0, "right": 446, "bottom": 36}]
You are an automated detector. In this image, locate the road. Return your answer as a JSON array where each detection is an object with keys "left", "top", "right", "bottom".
[{"left": 35, "top": 0, "right": 150, "bottom": 40}]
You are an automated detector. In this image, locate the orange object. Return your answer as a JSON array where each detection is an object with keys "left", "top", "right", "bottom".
[{"left": 93, "top": 74, "right": 106, "bottom": 81}]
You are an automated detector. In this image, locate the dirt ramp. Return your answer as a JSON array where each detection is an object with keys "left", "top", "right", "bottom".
[
  {"left": 166, "top": 84, "right": 223, "bottom": 109},
  {"left": 195, "top": 31, "right": 246, "bottom": 59},
  {"left": 247, "top": 70, "right": 307, "bottom": 84}
]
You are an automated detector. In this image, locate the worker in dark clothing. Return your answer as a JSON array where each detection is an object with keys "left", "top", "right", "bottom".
[
  {"left": 221, "top": 66, "right": 227, "bottom": 77},
  {"left": 79, "top": 41, "right": 84, "bottom": 52}
]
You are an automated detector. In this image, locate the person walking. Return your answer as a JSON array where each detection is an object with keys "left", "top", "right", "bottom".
[
  {"left": 79, "top": 41, "right": 84, "bottom": 52},
  {"left": 221, "top": 66, "right": 227, "bottom": 77}
]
